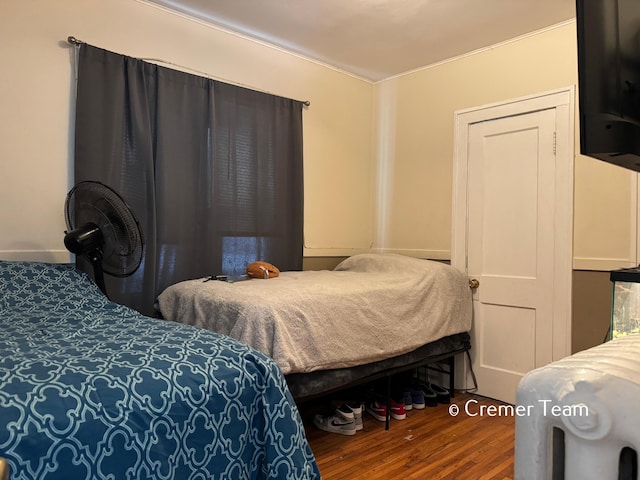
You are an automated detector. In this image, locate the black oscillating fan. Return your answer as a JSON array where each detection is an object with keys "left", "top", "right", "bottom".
[{"left": 63, "top": 181, "right": 143, "bottom": 296}]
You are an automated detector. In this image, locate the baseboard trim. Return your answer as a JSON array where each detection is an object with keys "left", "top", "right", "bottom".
[
  {"left": 0, "top": 250, "right": 72, "bottom": 263},
  {"left": 573, "top": 257, "right": 636, "bottom": 271}
]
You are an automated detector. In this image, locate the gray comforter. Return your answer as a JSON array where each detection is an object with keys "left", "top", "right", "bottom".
[{"left": 156, "top": 254, "right": 473, "bottom": 374}]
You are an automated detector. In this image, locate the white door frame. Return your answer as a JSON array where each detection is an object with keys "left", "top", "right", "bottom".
[{"left": 452, "top": 87, "right": 575, "bottom": 367}]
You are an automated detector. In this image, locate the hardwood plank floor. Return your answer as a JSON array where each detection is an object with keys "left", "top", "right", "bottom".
[{"left": 300, "top": 393, "right": 515, "bottom": 480}]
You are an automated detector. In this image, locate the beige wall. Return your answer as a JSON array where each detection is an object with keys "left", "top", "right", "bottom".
[
  {"left": 572, "top": 270, "right": 612, "bottom": 353},
  {"left": 371, "top": 21, "right": 629, "bottom": 354},
  {"left": 374, "top": 24, "right": 576, "bottom": 257},
  {"left": 302, "top": 256, "right": 347, "bottom": 271},
  {"left": 0, "top": 4, "right": 630, "bottom": 351},
  {"left": 2, "top": 6, "right": 634, "bottom": 268},
  {"left": 0, "top": 0, "right": 374, "bottom": 262},
  {"left": 373, "top": 21, "right": 637, "bottom": 266}
]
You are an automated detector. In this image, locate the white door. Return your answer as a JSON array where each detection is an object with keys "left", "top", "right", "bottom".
[{"left": 452, "top": 89, "right": 574, "bottom": 404}]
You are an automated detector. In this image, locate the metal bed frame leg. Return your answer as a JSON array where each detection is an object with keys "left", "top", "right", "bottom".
[
  {"left": 422, "top": 355, "right": 457, "bottom": 398},
  {"left": 385, "top": 375, "right": 391, "bottom": 431},
  {"left": 372, "top": 350, "right": 462, "bottom": 432},
  {"left": 448, "top": 355, "right": 455, "bottom": 398}
]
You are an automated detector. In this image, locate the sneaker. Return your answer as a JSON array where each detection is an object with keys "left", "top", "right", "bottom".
[
  {"left": 390, "top": 399, "right": 407, "bottom": 420},
  {"left": 409, "top": 387, "right": 426, "bottom": 410},
  {"left": 350, "top": 402, "right": 364, "bottom": 430},
  {"left": 337, "top": 402, "right": 363, "bottom": 431},
  {"left": 313, "top": 412, "right": 357, "bottom": 435},
  {"left": 367, "top": 400, "right": 407, "bottom": 421},
  {"left": 429, "top": 383, "right": 451, "bottom": 404},
  {"left": 367, "top": 401, "right": 387, "bottom": 422},
  {"left": 402, "top": 390, "right": 414, "bottom": 411},
  {"left": 420, "top": 384, "right": 438, "bottom": 407},
  {"left": 335, "top": 403, "right": 355, "bottom": 420}
]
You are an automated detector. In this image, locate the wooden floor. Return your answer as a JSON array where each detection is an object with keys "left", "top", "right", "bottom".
[{"left": 300, "top": 393, "right": 515, "bottom": 480}]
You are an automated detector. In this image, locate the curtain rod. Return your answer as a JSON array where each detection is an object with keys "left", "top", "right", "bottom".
[{"left": 66, "top": 36, "right": 311, "bottom": 107}]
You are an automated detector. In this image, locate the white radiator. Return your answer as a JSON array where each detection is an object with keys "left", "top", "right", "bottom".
[{"left": 515, "top": 335, "right": 640, "bottom": 480}]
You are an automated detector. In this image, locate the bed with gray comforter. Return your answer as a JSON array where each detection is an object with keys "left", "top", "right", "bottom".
[{"left": 157, "top": 253, "right": 473, "bottom": 398}]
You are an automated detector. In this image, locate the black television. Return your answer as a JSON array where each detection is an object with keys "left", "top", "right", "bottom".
[{"left": 576, "top": 0, "right": 640, "bottom": 171}]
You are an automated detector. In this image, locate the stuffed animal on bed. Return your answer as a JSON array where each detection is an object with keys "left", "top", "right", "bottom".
[{"left": 246, "top": 261, "right": 280, "bottom": 279}]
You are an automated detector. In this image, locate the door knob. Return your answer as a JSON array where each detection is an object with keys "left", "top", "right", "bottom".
[{"left": 469, "top": 278, "right": 480, "bottom": 289}]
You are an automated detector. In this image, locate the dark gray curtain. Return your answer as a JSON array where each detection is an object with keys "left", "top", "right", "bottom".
[{"left": 73, "top": 44, "right": 304, "bottom": 316}]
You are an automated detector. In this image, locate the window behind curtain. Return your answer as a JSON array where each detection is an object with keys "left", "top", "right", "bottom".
[{"left": 74, "top": 44, "right": 304, "bottom": 315}]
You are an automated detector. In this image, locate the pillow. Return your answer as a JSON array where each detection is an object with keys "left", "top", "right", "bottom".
[
  {"left": 333, "top": 253, "right": 433, "bottom": 274},
  {"left": 246, "top": 261, "right": 280, "bottom": 279}
]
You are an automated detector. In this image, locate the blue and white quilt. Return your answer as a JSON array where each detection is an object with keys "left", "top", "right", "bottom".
[{"left": 0, "top": 261, "right": 320, "bottom": 480}]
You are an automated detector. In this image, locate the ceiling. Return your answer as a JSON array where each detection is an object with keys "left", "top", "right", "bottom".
[{"left": 145, "top": 0, "right": 576, "bottom": 82}]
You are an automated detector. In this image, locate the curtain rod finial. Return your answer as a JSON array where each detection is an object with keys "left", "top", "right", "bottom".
[{"left": 67, "top": 36, "right": 83, "bottom": 46}]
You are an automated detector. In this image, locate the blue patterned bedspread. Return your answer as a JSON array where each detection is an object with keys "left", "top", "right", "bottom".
[{"left": 0, "top": 261, "right": 320, "bottom": 480}]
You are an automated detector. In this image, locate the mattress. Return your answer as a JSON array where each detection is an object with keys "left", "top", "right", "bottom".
[
  {"left": 157, "top": 253, "right": 473, "bottom": 375},
  {"left": 0, "top": 261, "right": 319, "bottom": 480}
]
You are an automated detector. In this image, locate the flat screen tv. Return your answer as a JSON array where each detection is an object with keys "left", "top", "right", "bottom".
[{"left": 576, "top": 0, "right": 640, "bottom": 171}]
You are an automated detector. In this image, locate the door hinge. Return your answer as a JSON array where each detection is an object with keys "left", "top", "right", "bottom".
[{"left": 553, "top": 131, "right": 557, "bottom": 155}]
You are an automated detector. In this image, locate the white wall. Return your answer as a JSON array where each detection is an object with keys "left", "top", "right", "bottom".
[{"left": 0, "top": 0, "right": 375, "bottom": 262}]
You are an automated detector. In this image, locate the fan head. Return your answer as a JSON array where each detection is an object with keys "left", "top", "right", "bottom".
[
  {"left": 64, "top": 181, "right": 143, "bottom": 277},
  {"left": 64, "top": 222, "right": 103, "bottom": 255}
]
